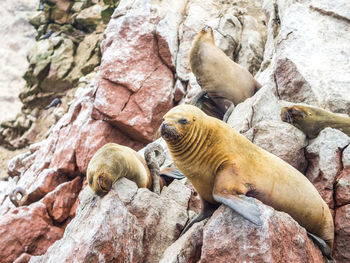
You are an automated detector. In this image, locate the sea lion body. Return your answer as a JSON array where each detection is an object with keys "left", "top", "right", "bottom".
[
  {"left": 281, "top": 105, "right": 350, "bottom": 138},
  {"left": 87, "top": 143, "right": 152, "bottom": 196},
  {"left": 190, "top": 26, "right": 261, "bottom": 110},
  {"left": 161, "top": 105, "right": 334, "bottom": 251}
]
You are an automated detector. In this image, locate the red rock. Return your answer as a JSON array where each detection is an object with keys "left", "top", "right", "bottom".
[
  {"left": 75, "top": 119, "right": 144, "bottom": 174},
  {"left": 50, "top": 125, "right": 79, "bottom": 173},
  {"left": 0, "top": 202, "right": 63, "bottom": 263},
  {"left": 25, "top": 168, "right": 68, "bottom": 204},
  {"left": 93, "top": 14, "right": 174, "bottom": 142},
  {"left": 41, "top": 176, "right": 82, "bottom": 223},
  {"left": 334, "top": 204, "right": 350, "bottom": 262},
  {"left": 93, "top": 78, "right": 132, "bottom": 120},
  {"left": 199, "top": 204, "right": 324, "bottom": 263},
  {"left": 336, "top": 169, "right": 350, "bottom": 207}
]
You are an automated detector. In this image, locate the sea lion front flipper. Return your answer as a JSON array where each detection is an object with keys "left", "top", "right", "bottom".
[
  {"left": 213, "top": 193, "right": 263, "bottom": 226},
  {"left": 180, "top": 198, "right": 217, "bottom": 236},
  {"left": 307, "top": 232, "right": 333, "bottom": 261},
  {"left": 212, "top": 164, "right": 263, "bottom": 226}
]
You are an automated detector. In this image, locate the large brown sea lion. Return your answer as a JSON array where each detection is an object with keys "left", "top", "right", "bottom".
[
  {"left": 189, "top": 26, "right": 261, "bottom": 113},
  {"left": 160, "top": 104, "right": 334, "bottom": 259},
  {"left": 281, "top": 104, "right": 350, "bottom": 139}
]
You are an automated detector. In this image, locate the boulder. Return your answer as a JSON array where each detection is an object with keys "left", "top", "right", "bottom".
[
  {"left": 30, "top": 178, "right": 191, "bottom": 263},
  {"left": 334, "top": 204, "right": 350, "bottom": 262},
  {"left": 161, "top": 201, "right": 324, "bottom": 263},
  {"left": 305, "top": 128, "right": 350, "bottom": 208}
]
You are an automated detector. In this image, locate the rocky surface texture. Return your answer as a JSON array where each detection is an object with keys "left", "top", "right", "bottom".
[
  {"left": 0, "top": 0, "right": 37, "bottom": 123},
  {"left": 0, "top": 0, "right": 118, "bottom": 150},
  {"left": 0, "top": 0, "right": 349, "bottom": 262}
]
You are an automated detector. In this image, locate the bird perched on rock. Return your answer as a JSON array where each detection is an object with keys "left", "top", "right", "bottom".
[
  {"left": 39, "top": 30, "right": 53, "bottom": 40},
  {"left": 45, "top": 98, "right": 62, "bottom": 110}
]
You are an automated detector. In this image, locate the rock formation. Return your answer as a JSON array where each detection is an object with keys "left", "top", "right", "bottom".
[{"left": 0, "top": 0, "right": 349, "bottom": 262}]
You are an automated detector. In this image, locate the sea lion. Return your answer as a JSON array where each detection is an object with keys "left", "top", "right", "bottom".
[
  {"left": 87, "top": 143, "right": 184, "bottom": 196},
  {"left": 189, "top": 90, "right": 225, "bottom": 120},
  {"left": 281, "top": 105, "right": 350, "bottom": 139},
  {"left": 160, "top": 104, "right": 334, "bottom": 259},
  {"left": 87, "top": 143, "right": 152, "bottom": 195},
  {"left": 189, "top": 26, "right": 261, "bottom": 113}
]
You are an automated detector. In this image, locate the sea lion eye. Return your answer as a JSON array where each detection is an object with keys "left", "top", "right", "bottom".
[{"left": 178, "top": 117, "right": 188, "bottom": 124}]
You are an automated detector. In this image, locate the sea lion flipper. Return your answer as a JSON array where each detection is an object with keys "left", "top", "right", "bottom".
[
  {"left": 213, "top": 193, "right": 263, "bottom": 226},
  {"left": 160, "top": 167, "right": 185, "bottom": 179},
  {"left": 307, "top": 232, "right": 333, "bottom": 260}
]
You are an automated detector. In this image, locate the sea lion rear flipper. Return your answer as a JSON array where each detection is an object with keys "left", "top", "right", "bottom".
[
  {"left": 180, "top": 198, "right": 217, "bottom": 236},
  {"left": 160, "top": 167, "right": 185, "bottom": 186},
  {"left": 213, "top": 165, "right": 263, "bottom": 226},
  {"left": 207, "top": 91, "right": 234, "bottom": 114},
  {"left": 307, "top": 232, "right": 333, "bottom": 261}
]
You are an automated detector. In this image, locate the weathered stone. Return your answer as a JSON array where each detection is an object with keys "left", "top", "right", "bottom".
[
  {"left": 268, "top": 0, "right": 350, "bottom": 114},
  {"left": 252, "top": 120, "right": 308, "bottom": 172},
  {"left": 305, "top": 128, "right": 350, "bottom": 208},
  {"left": 23, "top": 40, "right": 55, "bottom": 87},
  {"left": 41, "top": 176, "right": 82, "bottom": 223},
  {"left": 94, "top": 6, "right": 174, "bottom": 142},
  {"left": 160, "top": 220, "right": 206, "bottom": 263},
  {"left": 0, "top": 202, "right": 63, "bottom": 263},
  {"left": 334, "top": 204, "right": 350, "bottom": 262},
  {"left": 336, "top": 170, "right": 350, "bottom": 207},
  {"left": 67, "top": 32, "right": 103, "bottom": 82},
  {"left": 30, "top": 178, "right": 190, "bottom": 263},
  {"left": 200, "top": 203, "right": 323, "bottom": 262},
  {"left": 74, "top": 4, "right": 103, "bottom": 32},
  {"left": 227, "top": 86, "right": 280, "bottom": 136},
  {"left": 40, "top": 38, "right": 75, "bottom": 93}
]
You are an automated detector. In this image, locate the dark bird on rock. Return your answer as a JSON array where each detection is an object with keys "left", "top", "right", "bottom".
[
  {"left": 40, "top": 30, "right": 53, "bottom": 40},
  {"left": 45, "top": 98, "right": 62, "bottom": 110}
]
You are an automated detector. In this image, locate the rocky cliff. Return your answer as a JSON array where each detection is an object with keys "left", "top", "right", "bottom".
[{"left": 0, "top": 0, "right": 350, "bottom": 262}]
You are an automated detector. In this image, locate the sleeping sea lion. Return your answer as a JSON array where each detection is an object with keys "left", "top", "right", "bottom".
[
  {"left": 189, "top": 26, "right": 261, "bottom": 113},
  {"left": 87, "top": 143, "right": 184, "bottom": 196},
  {"left": 160, "top": 104, "right": 334, "bottom": 259},
  {"left": 281, "top": 104, "right": 350, "bottom": 139}
]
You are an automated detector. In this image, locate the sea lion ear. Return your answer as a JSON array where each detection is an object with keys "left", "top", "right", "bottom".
[{"left": 193, "top": 117, "right": 196, "bottom": 122}]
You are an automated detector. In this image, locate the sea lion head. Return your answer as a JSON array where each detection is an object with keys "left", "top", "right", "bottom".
[
  {"left": 280, "top": 105, "right": 321, "bottom": 138},
  {"left": 280, "top": 105, "right": 309, "bottom": 125},
  {"left": 161, "top": 104, "right": 203, "bottom": 143},
  {"left": 194, "top": 25, "right": 215, "bottom": 44},
  {"left": 87, "top": 166, "right": 114, "bottom": 196}
]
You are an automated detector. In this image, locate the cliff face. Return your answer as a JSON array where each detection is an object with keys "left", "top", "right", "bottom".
[
  {"left": 0, "top": 0, "right": 350, "bottom": 262},
  {"left": 0, "top": 0, "right": 37, "bottom": 122}
]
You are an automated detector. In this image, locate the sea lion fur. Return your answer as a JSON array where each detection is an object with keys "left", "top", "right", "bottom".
[
  {"left": 190, "top": 26, "right": 261, "bottom": 113},
  {"left": 281, "top": 104, "right": 350, "bottom": 139},
  {"left": 161, "top": 104, "right": 334, "bottom": 258}
]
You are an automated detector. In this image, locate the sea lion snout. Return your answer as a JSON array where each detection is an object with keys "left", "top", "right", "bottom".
[
  {"left": 281, "top": 106, "right": 308, "bottom": 124},
  {"left": 201, "top": 25, "right": 210, "bottom": 33},
  {"left": 160, "top": 121, "right": 180, "bottom": 141}
]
